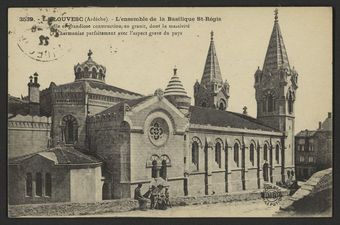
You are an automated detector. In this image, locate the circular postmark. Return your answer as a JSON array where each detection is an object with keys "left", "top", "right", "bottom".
[
  {"left": 16, "top": 10, "right": 70, "bottom": 62},
  {"left": 261, "top": 184, "right": 283, "bottom": 206}
]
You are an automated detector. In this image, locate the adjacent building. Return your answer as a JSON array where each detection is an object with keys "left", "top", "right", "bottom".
[
  {"left": 8, "top": 10, "right": 300, "bottom": 204},
  {"left": 295, "top": 113, "right": 332, "bottom": 181}
]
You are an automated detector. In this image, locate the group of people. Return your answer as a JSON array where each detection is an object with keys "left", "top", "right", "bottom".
[{"left": 134, "top": 183, "right": 172, "bottom": 210}]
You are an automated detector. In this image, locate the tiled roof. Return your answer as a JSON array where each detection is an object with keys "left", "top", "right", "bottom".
[
  {"left": 9, "top": 146, "right": 101, "bottom": 166},
  {"left": 87, "top": 80, "right": 142, "bottom": 96},
  {"left": 296, "top": 130, "right": 317, "bottom": 137},
  {"left": 200, "top": 31, "right": 223, "bottom": 86},
  {"left": 189, "top": 106, "right": 279, "bottom": 132},
  {"left": 263, "top": 10, "right": 290, "bottom": 72},
  {"left": 95, "top": 95, "right": 153, "bottom": 116}
]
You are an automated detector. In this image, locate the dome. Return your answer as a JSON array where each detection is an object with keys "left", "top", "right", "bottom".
[
  {"left": 164, "top": 68, "right": 188, "bottom": 97},
  {"left": 74, "top": 50, "right": 106, "bottom": 82},
  {"left": 164, "top": 67, "right": 191, "bottom": 115}
]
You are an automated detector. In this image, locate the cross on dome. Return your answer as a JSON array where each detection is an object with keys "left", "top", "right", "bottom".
[{"left": 88, "top": 49, "right": 93, "bottom": 59}]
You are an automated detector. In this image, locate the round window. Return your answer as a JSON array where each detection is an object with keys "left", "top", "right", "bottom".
[{"left": 148, "top": 118, "right": 169, "bottom": 146}]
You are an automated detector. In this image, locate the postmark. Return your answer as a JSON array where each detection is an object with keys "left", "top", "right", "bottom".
[
  {"left": 16, "top": 9, "right": 70, "bottom": 62},
  {"left": 261, "top": 184, "right": 283, "bottom": 206}
]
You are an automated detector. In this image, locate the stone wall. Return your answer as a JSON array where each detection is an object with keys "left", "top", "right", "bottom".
[
  {"left": 8, "top": 156, "right": 70, "bottom": 205},
  {"left": 9, "top": 188, "right": 289, "bottom": 217},
  {"left": 8, "top": 115, "right": 51, "bottom": 158}
]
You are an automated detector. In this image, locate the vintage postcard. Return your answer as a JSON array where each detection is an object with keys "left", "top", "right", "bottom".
[{"left": 7, "top": 7, "right": 332, "bottom": 217}]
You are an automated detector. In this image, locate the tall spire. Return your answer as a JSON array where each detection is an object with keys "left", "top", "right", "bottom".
[
  {"left": 200, "top": 31, "right": 223, "bottom": 86},
  {"left": 262, "top": 9, "right": 290, "bottom": 72}
]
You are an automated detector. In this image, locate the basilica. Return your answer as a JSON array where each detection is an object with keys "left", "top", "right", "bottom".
[{"left": 8, "top": 10, "right": 298, "bottom": 204}]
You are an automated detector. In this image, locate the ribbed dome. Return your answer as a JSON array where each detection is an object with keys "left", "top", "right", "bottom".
[
  {"left": 74, "top": 50, "right": 106, "bottom": 82},
  {"left": 164, "top": 68, "right": 188, "bottom": 97}
]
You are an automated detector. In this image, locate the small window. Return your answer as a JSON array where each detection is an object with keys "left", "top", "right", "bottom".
[
  {"left": 160, "top": 160, "right": 167, "bottom": 179},
  {"left": 249, "top": 143, "right": 255, "bottom": 166},
  {"left": 264, "top": 144, "right": 268, "bottom": 161},
  {"left": 36, "top": 172, "right": 43, "bottom": 197},
  {"left": 275, "top": 145, "right": 280, "bottom": 164},
  {"left": 45, "top": 173, "right": 52, "bottom": 197},
  {"left": 151, "top": 160, "right": 158, "bottom": 178},
  {"left": 26, "top": 173, "right": 32, "bottom": 197},
  {"left": 299, "top": 156, "right": 305, "bottom": 162},
  {"left": 288, "top": 94, "right": 294, "bottom": 114},
  {"left": 215, "top": 142, "right": 222, "bottom": 168},
  {"left": 308, "top": 156, "right": 314, "bottom": 163},
  {"left": 267, "top": 94, "right": 274, "bottom": 112},
  {"left": 192, "top": 142, "right": 199, "bottom": 170},
  {"left": 234, "top": 143, "right": 239, "bottom": 167}
]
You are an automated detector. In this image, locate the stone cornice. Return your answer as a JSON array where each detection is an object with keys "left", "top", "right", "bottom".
[{"left": 189, "top": 124, "right": 283, "bottom": 137}]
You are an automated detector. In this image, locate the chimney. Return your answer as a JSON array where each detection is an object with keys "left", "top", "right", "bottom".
[
  {"left": 243, "top": 106, "right": 248, "bottom": 115},
  {"left": 328, "top": 112, "right": 331, "bottom": 118},
  {"left": 319, "top": 121, "right": 322, "bottom": 129},
  {"left": 28, "top": 72, "right": 40, "bottom": 115}
]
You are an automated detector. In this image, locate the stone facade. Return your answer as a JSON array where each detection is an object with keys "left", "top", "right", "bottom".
[
  {"left": 8, "top": 10, "right": 298, "bottom": 204},
  {"left": 8, "top": 115, "right": 51, "bottom": 158},
  {"left": 295, "top": 113, "right": 332, "bottom": 180}
]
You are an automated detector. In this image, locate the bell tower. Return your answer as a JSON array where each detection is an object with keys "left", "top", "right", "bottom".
[
  {"left": 194, "top": 31, "right": 230, "bottom": 110},
  {"left": 254, "top": 9, "right": 299, "bottom": 180}
]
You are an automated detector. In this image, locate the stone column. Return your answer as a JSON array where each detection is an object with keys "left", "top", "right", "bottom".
[
  {"left": 257, "top": 145, "right": 263, "bottom": 189},
  {"left": 204, "top": 138, "right": 214, "bottom": 195}
]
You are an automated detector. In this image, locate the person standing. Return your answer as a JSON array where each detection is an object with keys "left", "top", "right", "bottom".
[{"left": 134, "top": 183, "right": 148, "bottom": 210}]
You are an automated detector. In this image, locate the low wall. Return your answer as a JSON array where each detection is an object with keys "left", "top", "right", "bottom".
[{"left": 9, "top": 187, "right": 289, "bottom": 217}]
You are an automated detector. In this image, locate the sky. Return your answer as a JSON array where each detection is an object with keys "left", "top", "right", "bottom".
[{"left": 8, "top": 7, "right": 332, "bottom": 134}]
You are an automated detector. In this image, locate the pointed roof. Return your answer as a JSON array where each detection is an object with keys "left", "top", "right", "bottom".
[
  {"left": 164, "top": 67, "right": 188, "bottom": 97},
  {"left": 263, "top": 9, "right": 290, "bottom": 72},
  {"left": 200, "top": 31, "right": 223, "bottom": 86}
]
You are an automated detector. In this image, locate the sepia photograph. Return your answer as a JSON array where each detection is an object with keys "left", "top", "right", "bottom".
[{"left": 7, "top": 7, "right": 332, "bottom": 218}]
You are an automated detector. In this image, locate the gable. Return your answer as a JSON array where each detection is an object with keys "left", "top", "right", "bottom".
[{"left": 126, "top": 96, "right": 189, "bottom": 133}]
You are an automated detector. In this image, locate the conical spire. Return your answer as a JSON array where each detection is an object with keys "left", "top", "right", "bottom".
[
  {"left": 262, "top": 9, "right": 290, "bottom": 72},
  {"left": 164, "top": 67, "right": 188, "bottom": 96},
  {"left": 200, "top": 31, "right": 223, "bottom": 86}
]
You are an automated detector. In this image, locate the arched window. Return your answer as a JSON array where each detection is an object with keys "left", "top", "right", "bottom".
[
  {"left": 92, "top": 68, "right": 97, "bottom": 79},
  {"left": 250, "top": 143, "right": 255, "bottom": 166},
  {"left": 192, "top": 142, "right": 199, "bottom": 170},
  {"left": 61, "top": 115, "right": 78, "bottom": 144},
  {"left": 36, "top": 172, "right": 42, "bottom": 197},
  {"left": 275, "top": 144, "right": 280, "bottom": 164},
  {"left": 151, "top": 160, "right": 158, "bottom": 178},
  {"left": 264, "top": 144, "right": 268, "bottom": 161},
  {"left": 160, "top": 160, "right": 167, "bottom": 179},
  {"left": 218, "top": 99, "right": 226, "bottom": 111},
  {"left": 26, "top": 173, "right": 32, "bottom": 197},
  {"left": 215, "top": 142, "right": 222, "bottom": 168},
  {"left": 288, "top": 93, "right": 293, "bottom": 114},
  {"left": 267, "top": 94, "right": 274, "bottom": 112},
  {"left": 262, "top": 100, "right": 266, "bottom": 112},
  {"left": 45, "top": 173, "right": 52, "bottom": 197},
  {"left": 234, "top": 143, "right": 239, "bottom": 167}
]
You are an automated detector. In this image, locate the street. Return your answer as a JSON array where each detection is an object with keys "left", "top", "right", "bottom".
[{"left": 90, "top": 199, "right": 282, "bottom": 217}]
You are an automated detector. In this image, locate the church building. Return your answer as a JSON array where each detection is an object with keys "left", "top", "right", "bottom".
[{"left": 8, "top": 10, "right": 298, "bottom": 204}]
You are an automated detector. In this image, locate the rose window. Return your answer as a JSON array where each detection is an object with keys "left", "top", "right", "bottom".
[
  {"left": 148, "top": 118, "right": 169, "bottom": 146},
  {"left": 150, "top": 122, "right": 164, "bottom": 140}
]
